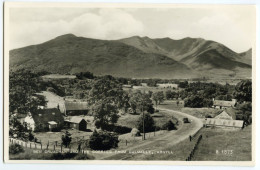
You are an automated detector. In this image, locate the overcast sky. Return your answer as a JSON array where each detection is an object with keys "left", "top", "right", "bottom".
[{"left": 9, "top": 5, "right": 255, "bottom": 52}]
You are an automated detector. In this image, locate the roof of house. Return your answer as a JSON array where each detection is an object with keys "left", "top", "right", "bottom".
[
  {"left": 32, "top": 108, "right": 64, "bottom": 125},
  {"left": 225, "top": 108, "right": 237, "bottom": 120},
  {"left": 65, "top": 116, "right": 86, "bottom": 124},
  {"left": 157, "top": 83, "right": 178, "bottom": 87},
  {"left": 205, "top": 118, "right": 243, "bottom": 128},
  {"left": 215, "top": 109, "right": 235, "bottom": 120},
  {"left": 65, "top": 101, "right": 89, "bottom": 111},
  {"left": 122, "top": 85, "right": 132, "bottom": 88},
  {"left": 213, "top": 100, "right": 236, "bottom": 107},
  {"left": 48, "top": 121, "right": 57, "bottom": 125}
]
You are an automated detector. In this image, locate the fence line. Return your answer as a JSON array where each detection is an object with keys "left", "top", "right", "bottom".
[
  {"left": 186, "top": 134, "right": 203, "bottom": 161},
  {"left": 190, "top": 127, "right": 203, "bottom": 141},
  {"left": 9, "top": 138, "right": 89, "bottom": 154}
]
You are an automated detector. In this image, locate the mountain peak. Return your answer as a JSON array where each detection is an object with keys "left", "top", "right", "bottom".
[{"left": 55, "top": 34, "right": 77, "bottom": 39}]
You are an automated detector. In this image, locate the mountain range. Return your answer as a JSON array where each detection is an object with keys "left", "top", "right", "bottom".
[{"left": 9, "top": 34, "right": 252, "bottom": 79}]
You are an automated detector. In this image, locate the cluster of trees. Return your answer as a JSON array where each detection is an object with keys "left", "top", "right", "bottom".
[
  {"left": 152, "top": 91, "right": 164, "bottom": 109},
  {"left": 176, "top": 82, "right": 235, "bottom": 108},
  {"left": 88, "top": 130, "right": 119, "bottom": 150},
  {"left": 129, "top": 91, "right": 154, "bottom": 114},
  {"left": 9, "top": 117, "right": 35, "bottom": 142},
  {"left": 233, "top": 80, "right": 252, "bottom": 102},
  {"left": 76, "top": 71, "right": 95, "bottom": 80},
  {"left": 9, "top": 69, "right": 67, "bottom": 115},
  {"left": 165, "top": 90, "right": 178, "bottom": 100},
  {"left": 87, "top": 75, "right": 156, "bottom": 130},
  {"left": 9, "top": 70, "right": 43, "bottom": 114}
]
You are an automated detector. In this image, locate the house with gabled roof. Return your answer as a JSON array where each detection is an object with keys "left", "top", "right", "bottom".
[
  {"left": 24, "top": 108, "right": 64, "bottom": 131},
  {"left": 214, "top": 108, "right": 237, "bottom": 120},
  {"left": 205, "top": 107, "right": 243, "bottom": 129},
  {"left": 212, "top": 98, "right": 237, "bottom": 109}
]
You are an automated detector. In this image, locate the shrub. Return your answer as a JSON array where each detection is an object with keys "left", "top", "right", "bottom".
[
  {"left": 62, "top": 131, "right": 72, "bottom": 148},
  {"left": 9, "top": 144, "right": 24, "bottom": 154},
  {"left": 51, "top": 126, "right": 62, "bottom": 132},
  {"left": 100, "top": 124, "right": 131, "bottom": 134},
  {"left": 28, "top": 131, "right": 35, "bottom": 141},
  {"left": 88, "top": 130, "right": 119, "bottom": 150},
  {"left": 137, "top": 113, "right": 155, "bottom": 133},
  {"left": 162, "top": 120, "right": 177, "bottom": 131},
  {"left": 147, "top": 104, "right": 155, "bottom": 114}
]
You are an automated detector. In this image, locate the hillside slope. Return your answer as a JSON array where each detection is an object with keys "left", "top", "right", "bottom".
[
  {"left": 10, "top": 34, "right": 194, "bottom": 79},
  {"left": 10, "top": 34, "right": 252, "bottom": 79}
]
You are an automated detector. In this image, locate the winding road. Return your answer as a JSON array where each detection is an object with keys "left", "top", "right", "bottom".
[{"left": 96, "top": 106, "right": 203, "bottom": 160}]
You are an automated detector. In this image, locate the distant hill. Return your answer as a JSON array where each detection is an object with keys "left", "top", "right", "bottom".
[
  {"left": 238, "top": 49, "right": 252, "bottom": 65},
  {"left": 9, "top": 34, "right": 194, "bottom": 79},
  {"left": 119, "top": 36, "right": 252, "bottom": 78},
  {"left": 9, "top": 34, "right": 252, "bottom": 79}
]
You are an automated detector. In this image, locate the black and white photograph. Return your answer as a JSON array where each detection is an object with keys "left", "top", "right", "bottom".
[{"left": 3, "top": 2, "right": 256, "bottom": 165}]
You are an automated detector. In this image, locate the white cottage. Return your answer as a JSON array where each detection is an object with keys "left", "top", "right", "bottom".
[{"left": 24, "top": 112, "right": 35, "bottom": 131}]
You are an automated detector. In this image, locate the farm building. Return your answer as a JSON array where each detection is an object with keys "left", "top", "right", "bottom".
[
  {"left": 214, "top": 108, "right": 237, "bottom": 120},
  {"left": 132, "top": 86, "right": 144, "bottom": 89},
  {"left": 140, "top": 83, "right": 148, "bottom": 87},
  {"left": 64, "top": 117, "right": 87, "bottom": 131},
  {"left": 24, "top": 108, "right": 64, "bottom": 131},
  {"left": 64, "top": 101, "right": 89, "bottom": 115},
  {"left": 122, "top": 84, "right": 132, "bottom": 88},
  {"left": 157, "top": 83, "right": 178, "bottom": 89},
  {"left": 205, "top": 118, "right": 244, "bottom": 129},
  {"left": 212, "top": 99, "right": 237, "bottom": 109}
]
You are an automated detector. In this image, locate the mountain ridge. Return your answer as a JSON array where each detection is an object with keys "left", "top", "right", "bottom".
[{"left": 9, "top": 34, "right": 252, "bottom": 79}]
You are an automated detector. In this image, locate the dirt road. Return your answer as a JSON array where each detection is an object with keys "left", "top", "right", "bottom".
[{"left": 96, "top": 107, "right": 203, "bottom": 160}]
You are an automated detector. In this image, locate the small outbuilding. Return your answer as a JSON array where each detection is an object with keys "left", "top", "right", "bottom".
[
  {"left": 212, "top": 99, "right": 237, "bottom": 109},
  {"left": 64, "top": 101, "right": 89, "bottom": 115},
  {"left": 65, "top": 117, "right": 87, "bottom": 131}
]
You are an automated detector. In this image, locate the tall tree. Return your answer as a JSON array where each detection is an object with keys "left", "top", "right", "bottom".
[
  {"left": 129, "top": 91, "right": 153, "bottom": 114},
  {"left": 152, "top": 91, "right": 164, "bottom": 109},
  {"left": 92, "top": 100, "right": 119, "bottom": 130},
  {"left": 88, "top": 76, "right": 127, "bottom": 129},
  {"left": 233, "top": 80, "right": 252, "bottom": 102}
]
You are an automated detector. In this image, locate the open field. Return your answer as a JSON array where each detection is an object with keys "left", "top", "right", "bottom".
[
  {"left": 158, "top": 101, "right": 221, "bottom": 118},
  {"left": 36, "top": 91, "right": 66, "bottom": 112},
  {"left": 117, "top": 111, "right": 179, "bottom": 130},
  {"left": 180, "top": 107, "right": 221, "bottom": 119},
  {"left": 34, "top": 129, "right": 92, "bottom": 146},
  {"left": 193, "top": 125, "right": 252, "bottom": 161},
  {"left": 41, "top": 74, "right": 76, "bottom": 79}
]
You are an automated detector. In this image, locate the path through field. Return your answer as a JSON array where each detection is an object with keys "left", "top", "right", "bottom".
[
  {"left": 94, "top": 106, "right": 203, "bottom": 160},
  {"left": 36, "top": 91, "right": 66, "bottom": 113}
]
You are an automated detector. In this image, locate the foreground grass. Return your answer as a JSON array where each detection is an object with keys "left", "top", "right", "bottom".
[
  {"left": 9, "top": 147, "right": 94, "bottom": 160},
  {"left": 193, "top": 125, "right": 252, "bottom": 161}
]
